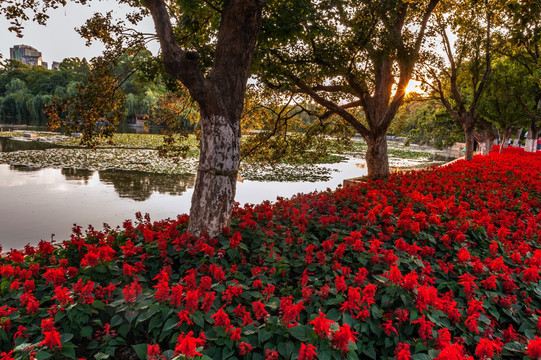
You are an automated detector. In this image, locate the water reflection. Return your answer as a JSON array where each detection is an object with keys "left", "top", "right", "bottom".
[
  {"left": 98, "top": 170, "right": 196, "bottom": 201},
  {"left": 61, "top": 168, "right": 94, "bottom": 183}
]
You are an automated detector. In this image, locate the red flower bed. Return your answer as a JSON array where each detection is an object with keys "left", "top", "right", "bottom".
[{"left": 0, "top": 148, "right": 540, "bottom": 360}]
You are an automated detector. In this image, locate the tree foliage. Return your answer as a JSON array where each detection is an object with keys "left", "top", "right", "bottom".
[{"left": 391, "top": 100, "right": 464, "bottom": 149}]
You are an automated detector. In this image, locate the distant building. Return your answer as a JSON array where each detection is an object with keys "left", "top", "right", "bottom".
[
  {"left": 52, "top": 61, "right": 61, "bottom": 70},
  {"left": 9, "top": 44, "right": 44, "bottom": 67}
]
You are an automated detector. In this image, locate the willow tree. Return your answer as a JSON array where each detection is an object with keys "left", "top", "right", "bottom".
[
  {"left": 2, "top": 0, "right": 265, "bottom": 236},
  {"left": 257, "top": 0, "right": 439, "bottom": 178}
]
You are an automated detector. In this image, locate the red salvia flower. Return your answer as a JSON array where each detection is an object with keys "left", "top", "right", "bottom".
[
  {"left": 309, "top": 311, "right": 335, "bottom": 338},
  {"left": 174, "top": 331, "right": 205, "bottom": 358},
  {"left": 332, "top": 323, "right": 358, "bottom": 353},
  {"left": 394, "top": 343, "right": 412, "bottom": 360},
  {"left": 299, "top": 343, "right": 318, "bottom": 360}
]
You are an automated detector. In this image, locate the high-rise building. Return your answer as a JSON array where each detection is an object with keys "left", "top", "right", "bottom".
[{"left": 9, "top": 44, "right": 44, "bottom": 67}]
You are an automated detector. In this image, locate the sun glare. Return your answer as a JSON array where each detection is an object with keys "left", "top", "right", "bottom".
[{"left": 404, "top": 80, "right": 422, "bottom": 94}]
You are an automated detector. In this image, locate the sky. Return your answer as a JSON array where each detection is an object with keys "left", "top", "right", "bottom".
[{"left": 0, "top": 0, "right": 159, "bottom": 66}]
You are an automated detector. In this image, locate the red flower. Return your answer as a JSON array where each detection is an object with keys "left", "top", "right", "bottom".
[
  {"left": 174, "top": 331, "right": 205, "bottom": 358},
  {"left": 412, "top": 315, "right": 434, "bottom": 342},
  {"left": 381, "top": 319, "right": 398, "bottom": 336},
  {"left": 522, "top": 267, "right": 540, "bottom": 283},
  {"left": 299, "top": 343, "right": 318, "bottom": 360},
  {"left": 122, "top": 278, "right": 142, "bottom": 304},
  {"left": 527, "top": 336, "right": 541, "bottom": 359},
  {"left": 40, "top": 330, "right": 62, "bottom": 349},
  {"left": 436, "top": 343, "right": 471, "bottom": 360},
  {"left": 239, "top": 342, "right": 253, "bottom": 355},
  {"left": 309, "top": 311, "right": 335, "bottom": 338},
  {"left": 332, "top": 323, "right": 358, "bottom": 353},
  {"left": 0, "top": 351, "right": 14, "bottom": 360},
  {"left": 252, "top": 300, "right": 268, "bottom": 321},
  {"left": 395, "top": 343, "right": 411, "bottom": 360},
  {"left": 212, "top": 307, "right": 231, "bottom": 327},
  {"left": 227, "top": 326, "right": 242, "bottom": 341},
  {"left": 147, "top": 344, "right": 165, "bottom": 360},
  {"left": 475, "top": 338, "right": 503, "bottom": 359},
  {"left": 265, "top": 349, "right": 279, "bottom": 360}
]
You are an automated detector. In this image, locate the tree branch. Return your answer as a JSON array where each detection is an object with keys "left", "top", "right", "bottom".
[
  {"left": 144, "top": 0, "right": 208, "bottom": 102},
  {"left": 290, "top": 75, "right": 371, "bottom": 138}
]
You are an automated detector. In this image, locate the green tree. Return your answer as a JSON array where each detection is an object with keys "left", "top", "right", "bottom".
[
  {"left": 477, "top": 56, "right": 530, "bottom": 152},
  {"left": 257, "top": 0, "right": 440, "bottom": 178},
  {"left": 496, "top": 0, "right": 541, "bottom": 152},
  {"left": 419, "top": 0, "right": 499, "bottom": 160},
  {"left": 391, "top": 100, "right": 463, "bottom": 149}
]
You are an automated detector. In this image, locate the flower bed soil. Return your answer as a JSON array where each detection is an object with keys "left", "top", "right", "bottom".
[{"left": 0, "top": 147, "right": 540, "bottom": 360}]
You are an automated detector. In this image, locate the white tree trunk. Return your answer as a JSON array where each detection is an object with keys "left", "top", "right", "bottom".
[
  {"left": 524, "top": 125, "right": 539, "bottom": 153},
  {"left": 188, "top": 114, "right": 240, "bottom": 236},
  {"left": 478, "top": 139, "right": 492, "bottom": 156},
  {"left": 513, "top": 128, "right": 522, "bottom": 147}
]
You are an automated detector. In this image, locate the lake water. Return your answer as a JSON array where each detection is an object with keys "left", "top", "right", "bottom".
[{"left": 0, "top": 159, "right": 371, "bottom": 250}]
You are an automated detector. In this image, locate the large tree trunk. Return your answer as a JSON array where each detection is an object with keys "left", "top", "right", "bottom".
[
  {"left": 145, "top": 0, "right": 263, "bottom": 236},
  {"left": 513, "top": 128, "right": 522, "bottom": 147},
  {"left": 464, "top": 121, "right": 475, "bottom": 160},
  {"left": 475, "top": 122, "right": 496, "bottom": 156},
  {"left": 188, "top": 111, "right": 240, "bottom": 235},
  {"left": 499, "top": 126, "right": 513, "bottom": 153},
  {"left": 365, "top": 133, "right": 389, "bottom": 178},
  {"left": 524, "top": 122, "right": 539, "bottom": 153}
]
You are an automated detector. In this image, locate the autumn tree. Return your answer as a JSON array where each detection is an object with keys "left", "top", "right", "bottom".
[
  {"left": 45, "top": 59, "right": 126, "bottom": 148},
  {"left": 2, "top": 0, "right": 265, "bottom": 236},
  {"left": 257, "top": 0, "right": 440, "bottom": 178}
]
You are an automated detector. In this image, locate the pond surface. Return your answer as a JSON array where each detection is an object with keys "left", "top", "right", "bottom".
[{"left": 0, "top": 159, "right": 371, "bottom": 250}]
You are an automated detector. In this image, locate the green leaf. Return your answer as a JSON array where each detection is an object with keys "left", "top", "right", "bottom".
[
  {"left": 110, "top": 314, "right": 123, "bottom": 327},
  {"left": 163, "top": 350, "right": 175, "bottom": 360},
  {"left": 362, "top": 346, "right": 376, "bottom": 359},
  {"left": 125, "top": 310, "right": 139, "bottom": 323},
  {"left": 503, "top": 342, "right": 526, "bottom": 356},
  {"left": 80, "top": 326, "right": 93, "bottom": 339},
  {"left": 61, "top": 345, "right": 76, "bottom": 359},
  {"left": 132, "top": 343, "right": 149, "bottom": 360},
  {"left": 35, "top": 351, "right": 53, "bottom": 360},
  {"left": 259, "top": 329, "right": 272, "bottom": 343},
  {"left": 193, "top": 311, "right": 205, "bottom": 328},
  {"left": 289, "top": 325, "right": 310, "bottom": 342},
  {"left": 222, "top": 345, "right": 235, "bottom": 359},
  {"left": 412, "top": 354, "right": 433, "bottom": 360},
  {"left": 92, "top": 300, "right": 106, "bottom": 310},
  {"left": 149, "top": 314, "right": 163, "bottom": 331},
  {"left": 118, "top": 323, "right": 131, "bottom": 338},
  {"left": 163, "top": 317, "right": 178, "bottom": 332},
  {"left": 61, "top": 332, "right": 74, "bottom": 343},
  {"left": 94, "top": 352, "right": 110, "bottom": 360},
  {"left": 346, "top": 350, "right": 360, "bottom": 360}
]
